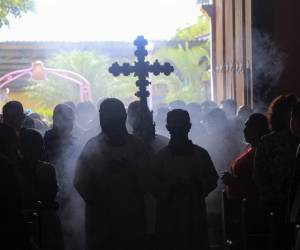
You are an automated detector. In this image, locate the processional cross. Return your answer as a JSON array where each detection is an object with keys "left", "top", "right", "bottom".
[{"left": 109, "top": 36, "right": 174, "bottom": 140}]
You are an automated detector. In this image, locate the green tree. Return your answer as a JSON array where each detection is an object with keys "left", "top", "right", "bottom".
[
  {"left": 175, "top": 15, "right": 210, "bottom": 41},
  {"left": 151, "top": 15, "right": 211, "bottom": 103},
  {"left": 27, "top": 51, "right": 137, "bottom": 107},
  {"left": 0, "top": 0, "right": 34, "bottom": 27}
]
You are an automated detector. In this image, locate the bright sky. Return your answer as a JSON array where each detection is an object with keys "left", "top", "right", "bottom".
[{"left": 0, "top": 0, "right": 200, "bottom": 42}]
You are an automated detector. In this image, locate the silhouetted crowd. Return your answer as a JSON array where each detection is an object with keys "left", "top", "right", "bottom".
[{"left": 1, "top": 95, "right": 300, "bottom": 250}]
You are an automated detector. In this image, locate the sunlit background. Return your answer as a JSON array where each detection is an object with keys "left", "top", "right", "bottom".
[
  {"left": 0, "top": 0, "right": 211, "bottom": 119},
  {"left": 0, "top": 0, "right": 199, "bottom": 41}
]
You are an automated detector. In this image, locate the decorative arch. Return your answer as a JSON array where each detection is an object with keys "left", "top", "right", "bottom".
[{"left": 0, "top": 61, "right": 93, "bottom": 102}]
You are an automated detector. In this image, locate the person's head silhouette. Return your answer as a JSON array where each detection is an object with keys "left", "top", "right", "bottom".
[
  {"left": 166, "top": 109, "right": 191, "bottom": 141},
  {"left": 100, "top": 98, "right": 127, "bottom": 143},
  {"left": 53, "top": 104, "right": 74, "bottom": 135},
  {"left": 244, "top": 113, "right": 270, "bottom": 146},
  {"left": 2, "top": 101, "right": 25, "bottom": 132},
  {"left": 20, "top": 128, "right": 45, "bottom": 163}
]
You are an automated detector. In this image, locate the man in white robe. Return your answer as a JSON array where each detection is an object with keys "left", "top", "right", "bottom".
[{"left": 74, "top": 98, "right": 149, "bottom": 250}]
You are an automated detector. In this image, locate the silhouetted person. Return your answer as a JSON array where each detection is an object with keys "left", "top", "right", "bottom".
[
  {"left": 44, "top": 104, "right": 80, "bottom": 249},
  {"left": 290, "top": 101, "right": 300, "bottom": 219},
  {"left": 200, "top": 100, "right": 218, "bottom": 117},
  {"left": 152, "top": 109, "right": 218, "bottom": 250},
  {"left": 127, "top": 101, "right": 169, "bottom": 154},
  {"left": 254, "top": 95, "right": 298, "bottom": 216},
  {"left": 220, "top": 99, "right": 237, "bottom": 120},
  {"left": 44, "top": 104, "right": 77, "bottom": 183},
  {"left": 290, "top": 101, "right": 300, "bottom": 250},
  {"left": 237, "top": 105, "right": 253, "bottom": 125},
  {"left": 22, "top": 116, "right": 35, "bottom": 129},
  {"left": 18, "top": 128, "right": 64, "bottom": 250},
  {"left": 254, "top": 95, "right": 298, "bottom": 250},
  {"left": 0, "top": 123, "right": 31, "bottom": 250},
  {"left": 2, "top": 100, "right": 25, "bottom": 133},
  {"left": 74, "top": 98, "right": 149, "bottom": 250},
  {"left": 127, "top": 101, "right": 169, "bottom": 247},
  {"left": 222, "top": 113, "right": 270, "bottom": 200}
]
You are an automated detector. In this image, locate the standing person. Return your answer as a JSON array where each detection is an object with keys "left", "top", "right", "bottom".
[
  {"left": 289, "top": 101, "right": 300, "bottom": 250},
  {"left": 254, "top": 95, "right": 298, "bottom": 216},
  {"left": 254, "top": 95, "right": 299, "bottom": 250},
  {"left": 0, "top": 123, "right": 31, "bottom": 250},
  {"left": 127, "top": 100, "right": 169, "bottom": 249},
  {"left": 127, "top": 100, "right": 169, "bottom": 154},
  {"left": 152, "top": 109, "right": 218, "bottom": 250},
  {"left": 44, "top": 104, "right": 81, "bottom": 250},
  {"left": 18, "top": 128, "right": 64, "bottom": 250},
  {"left": 74, "top": 98, "right": 149, "bottom": 250}
]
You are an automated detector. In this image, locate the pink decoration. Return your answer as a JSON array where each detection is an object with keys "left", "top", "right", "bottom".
[{"left": 0, "top": 62, "right": 93, "bottom": 102}]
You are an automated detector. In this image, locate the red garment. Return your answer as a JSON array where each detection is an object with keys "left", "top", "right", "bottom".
[{"left": 227, "top": 147, "right": 259, "bottom": 200}]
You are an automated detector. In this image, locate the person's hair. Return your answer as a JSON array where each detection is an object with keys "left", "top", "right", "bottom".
[
  {"left": 2, "top": 101, "right": 24, "bottom": 128},
  {"left": 100, "top": 98, "right": 127, "bottom": 131},
  {"left": 167, "top": 109, "right": 190, "bottom": 125},
  {"left": 53, "top": 104, "right": 74, "bottom": 120},
  {"left": 248, "top": 113, "right": 270, "bottom": 137},
  {"left": 268, "top": 95, "right": 294, "bottom": 131}
]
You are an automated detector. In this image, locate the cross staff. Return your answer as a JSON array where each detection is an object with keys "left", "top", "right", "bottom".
[{"left": 109, "top": 35, "right": 174, "bottom": 111}]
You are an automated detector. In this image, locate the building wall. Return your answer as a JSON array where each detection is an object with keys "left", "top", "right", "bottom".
[
  {"left": 252, "top": 0, "right": 300, "bottom": 102},
  {"left": 213, "top": 0, "right": 253, "bottom": 107}
]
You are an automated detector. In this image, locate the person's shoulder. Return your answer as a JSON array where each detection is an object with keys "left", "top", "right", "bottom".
[
  {"left": 84, "top": 134, "right": 103, "bottom": 147},
  {"left": 261, "top": 130, "right": 275, "bottom": 140},
  {"left": 192, "top": 144, "right": 210, "bottom": 156}
]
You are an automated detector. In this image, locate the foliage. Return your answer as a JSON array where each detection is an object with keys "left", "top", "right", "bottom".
[
  {"left": 151, "top": 15, "right": 211, "bottom": 103},
  {"left": 26, "top": 14, "right": 211, "bottom": 107},
  {"left": 27, "top": 51, "right": 137, "bottom": 107},
  {"left": 175, "top": 15, "right": 210, "bottom": 41},
  {"left": 0, "top": 0, "right": 34, "bottom": 27}
]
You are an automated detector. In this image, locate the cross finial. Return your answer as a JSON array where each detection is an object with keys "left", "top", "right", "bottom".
[
  {"left": 109, "top": 36, "right": 174, "bottom": 141},
  {"left": 109, "top": 35, "right": 174, "bottom": 110}
]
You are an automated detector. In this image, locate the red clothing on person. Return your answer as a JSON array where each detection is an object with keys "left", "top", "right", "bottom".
[{"left": 227, "top": 147, "right": 258, "bottom": 200}]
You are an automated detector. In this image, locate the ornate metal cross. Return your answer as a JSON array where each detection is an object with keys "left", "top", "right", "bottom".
[{"left": 109, "top": 35, "right": 174, "bottom": 111}]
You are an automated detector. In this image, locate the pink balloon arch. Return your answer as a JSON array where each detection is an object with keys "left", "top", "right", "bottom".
[{"left": 0, "top": 61, "right": 93, "bottom": 102}]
